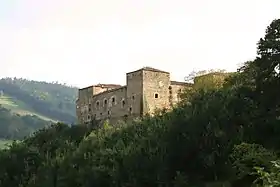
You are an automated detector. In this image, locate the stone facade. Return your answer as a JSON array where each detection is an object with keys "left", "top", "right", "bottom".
[{"left": 76, "top": 67, "right": 192, "bottom": 125}]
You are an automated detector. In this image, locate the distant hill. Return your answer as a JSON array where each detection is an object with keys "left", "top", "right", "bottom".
[
  {"left": 0, "top": 106, "right": 52, "bottom": 139},
  {"left": 0, "top": 78, "right": 78, "bottom": 124}
]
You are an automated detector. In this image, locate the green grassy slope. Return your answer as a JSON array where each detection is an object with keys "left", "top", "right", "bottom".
[
  {"left": 0, "top": 78, "right": 78, "bottom": 124},
  {"left": 0, "top": 140, "right": 12, "bottom": 149},
  {"left": 0, "top": 106, "right": 53, "bottom": 139},
  {"left": 0, "top": 94, "right": 56, "bottom": 122}
]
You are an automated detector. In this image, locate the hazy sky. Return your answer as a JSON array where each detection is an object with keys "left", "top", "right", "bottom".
[{"left": 0, "top": 0, "right": 279, "bottom": 88}]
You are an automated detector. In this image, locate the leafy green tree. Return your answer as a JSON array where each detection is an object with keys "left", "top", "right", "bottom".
[
  {"left": 254, "top": 160, "right": 280, "bottom": 187},
  {"left": 230, "top": 143, "right": 277, "bottom": 186}
]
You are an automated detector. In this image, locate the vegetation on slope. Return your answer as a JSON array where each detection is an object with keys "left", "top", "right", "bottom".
[
  {"left": 0, "top": 140, "right": 12, "bottom": 149},
  {"left": 0, "top": 78, "right": 78, "bottom": 123},
  {"left": 0, "top": 94, "right": 56, "bottom": 122},
  {"left": 0, "top": 106, "right": 52, "bottom": 139},
  {"left": 0, "top": 19, "right": 279, "bottom": 187}
]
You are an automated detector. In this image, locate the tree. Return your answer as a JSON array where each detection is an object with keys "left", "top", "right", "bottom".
[{"left": 255, "top": 19, "right": 280, "bottom": 109}]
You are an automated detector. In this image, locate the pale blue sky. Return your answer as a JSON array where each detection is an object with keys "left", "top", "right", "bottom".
[{"left": 0, "top": 0, "right": 279, "bottom": 88}]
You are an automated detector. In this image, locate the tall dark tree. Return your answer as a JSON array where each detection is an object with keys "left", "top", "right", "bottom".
[{"left": 255, "top": 19, "right": 280, "bottom": 110}]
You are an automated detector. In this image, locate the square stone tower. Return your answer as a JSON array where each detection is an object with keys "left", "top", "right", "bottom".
[{"left": 126, "top": 67, "right": 171, "bottom": 117}]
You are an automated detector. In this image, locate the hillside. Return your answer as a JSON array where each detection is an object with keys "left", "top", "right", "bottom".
[
  {"left": 0, "top": 18, "right": 279, "bottom": 187},
  {"left": 0, "top": 140, "right": 12, "bottom": 149},
  {"left": 0, "top": 106, "right": 52, "bottom": 139},
  {"left": 0, "top": 78, "right": 78, "bottom": 124}
]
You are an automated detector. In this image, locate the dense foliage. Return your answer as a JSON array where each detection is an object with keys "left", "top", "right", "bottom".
[
  {"left": 0, "top": 106, "right": 51, "bottom": 139},
  {"left": 0, "top": 19, "right": 279, "bottom": 187},
  {"left": 0, "top": 78, "right": 78, "bottom": 123}
]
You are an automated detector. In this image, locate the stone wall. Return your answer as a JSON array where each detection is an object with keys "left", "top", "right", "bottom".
[
  {"left": 76, "top": 86, "right": 94, "bottom": 124},
  {"left": 76, "top": 84, "right": 124, "bottom": 124},
  {"left": 142, "top": 69, "right": 170, "bottom": 115},
  {"left": 89, "top": 86, "right": 127, "bottom": 121},
  {"left": 126, "top": 69, "right": 143, "bottom": 117},
  {"left": 169, "top": 81, "right": 192, "bottom": 107}
]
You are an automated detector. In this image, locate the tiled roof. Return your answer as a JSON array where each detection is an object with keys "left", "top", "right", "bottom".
[
  {"left": 79, "top": 84, "right": 122, "bottom": 90},
  {"left": 141, "top": 67, "right": 169, "bottom": 73},
  {"left": 95, "top": 84, "right": 122, "bottom": 88},
  {"left": 127, "top": 66, "right": 169, "bottom": 74}
]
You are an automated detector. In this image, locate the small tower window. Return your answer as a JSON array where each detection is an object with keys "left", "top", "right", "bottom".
[
  {"left": 88, "top": 104, "right": 91, "bottom": 112},
  {"left": 155, "top": 93, "right": 159, "bottom": 98},
  {"left": 96, "top": 101, "right": 100, "bottom": 108},
  {"left": 129, "top": 107, "right": 132, "bottom": 113},
  {"left": 104, "top": 99, "right": 107, "bottom": 106},
  {"left": 132, "top": 95, "right": 135, "bottom": 100},
  {"left": 111, "top": 97, "right": 115, "bottom": 104},
  {"left": 108, "top": 110, "right": 110, "bottom": 115},
  {"left": 122, "top": 100, "right": 125, "bottom": 108}
]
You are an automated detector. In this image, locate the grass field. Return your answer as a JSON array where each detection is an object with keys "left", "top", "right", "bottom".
[
  {"left": 0, "top": 140, "right": 13, "bottom": 149},
  {"left": 0, "top": 95, "right": 57, "bottom": 122}
]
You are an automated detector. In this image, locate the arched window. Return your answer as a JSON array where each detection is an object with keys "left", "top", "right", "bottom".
[
  {"left": 110, "top": 96, "right": 116, "bottom": 105},
  {"left": 88, "top": 104, "right": 91, "bottom": 112},
  {"left": 96, "top": 101, "right": 100, "bottom": 109},
  {"left": 121, "top": 99, "right": 125, "bottom": 108}
]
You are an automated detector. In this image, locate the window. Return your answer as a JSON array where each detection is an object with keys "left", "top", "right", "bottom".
[
  {"left": 110, "top": 96, "right": 116, "bottom": 105},
  {"left": 88, "top": 115, "right": 91, "bottom": 119},
  {"left": 122, "top": 100, "right": 125, "bottom": 108},
  {"left": 104, "top": 99, "right": 107, "bottom": 105},
  {"left": 155, "top": 93, "right": 159, "bottom": 98},
  {"left": 88, "top": 104, "right": 91, "bottom": 112},
  {"left": 96, "top": 101, "right": 100, "bottom": 108},
  {"left": 100, "top": 112, "right": 102, "bottom": 116},
  {"left": 107, "top": 111, "right": 110, "bottom": 115},
  {"left": 132, "top": 95, "right": 135, "bottom": 100},
  {"left": 129, "top": 107, "right": 132, "bottom": 113}
]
